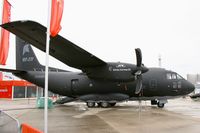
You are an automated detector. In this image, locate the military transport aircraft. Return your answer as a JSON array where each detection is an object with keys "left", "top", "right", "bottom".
[{"left": 0, "top": 20, "right": 195, "bottom": 108}]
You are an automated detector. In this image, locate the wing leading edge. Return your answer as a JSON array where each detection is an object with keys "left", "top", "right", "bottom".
[{"left": 1, "top": 20, "right": 107, "bottom": 70}]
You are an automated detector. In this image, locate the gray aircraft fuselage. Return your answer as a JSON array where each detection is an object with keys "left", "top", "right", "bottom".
[{"left": 15, "top": 63, "right": 194, "bottom": 102}]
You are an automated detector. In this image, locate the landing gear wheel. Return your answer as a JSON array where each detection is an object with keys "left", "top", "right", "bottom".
[
  {"left": 87, "top": 102, "right": 95, "bottom": 108},
  {"left": 100, "top": 102, "right": 110, "bottom": 108},
  {"left": 157, "top": 102, "right": 165, "bottom": 108},
  {"left": 109, "top": 103, "right": 116, "bottom": 107}
]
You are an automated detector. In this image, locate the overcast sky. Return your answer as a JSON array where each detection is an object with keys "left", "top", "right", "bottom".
[{"left": 1, "top": 0, "right": 200, "bottom": 78}]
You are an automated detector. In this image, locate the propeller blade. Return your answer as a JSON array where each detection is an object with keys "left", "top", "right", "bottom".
[
  {"left": 135, "top": 76, "right": 143, "bottom": 94},
  {"left": 135, "top": 48, "right": 142, "bottom": 67}
]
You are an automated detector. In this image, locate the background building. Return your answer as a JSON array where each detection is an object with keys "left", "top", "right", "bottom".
[
  {"left": 187, "top": 74, "right": 200, "bottom": 94},
  {"left": 0, "top": 72, "right": 44, "bottom": 99}
]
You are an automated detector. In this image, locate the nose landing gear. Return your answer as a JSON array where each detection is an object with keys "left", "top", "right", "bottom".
[
  {"left": 157, "top": 102, "right": 165, "bottom": 108},
  {"left": 151, "top": 99, "right": 167, "bottom": 108}
]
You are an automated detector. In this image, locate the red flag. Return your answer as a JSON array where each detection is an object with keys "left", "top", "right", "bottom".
[
  {"left": 0, "top": 0, "right": 11, "bottom": 65},
  {"left": 0, "top": 72, "right": 2, "bottom": 80},
  {"left": 50, "top": 0, "right": 64, "bottom": 37}
]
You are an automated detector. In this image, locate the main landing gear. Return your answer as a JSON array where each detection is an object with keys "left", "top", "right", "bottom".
[
  {"left": 86, "top": 101, "right": 116, "bottom": 108},
  {"left": 151, "top": 99, "right": 167, "bottom": 108},
  {"left": 86, "top": 102, "right": 96, "bottom": 108}
]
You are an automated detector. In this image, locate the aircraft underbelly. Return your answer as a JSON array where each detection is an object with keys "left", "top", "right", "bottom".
[{"left": 79, "top": 93, "right": 129, "bottom": 102}]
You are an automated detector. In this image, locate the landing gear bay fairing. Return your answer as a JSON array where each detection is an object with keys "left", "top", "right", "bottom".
[{"left": 0, "top": 21, "right": 194, "bottom": 108}]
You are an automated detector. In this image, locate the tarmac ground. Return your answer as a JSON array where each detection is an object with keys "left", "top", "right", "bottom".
[{"left": 1, "top": 97, "right": 200, "bottom": 133}]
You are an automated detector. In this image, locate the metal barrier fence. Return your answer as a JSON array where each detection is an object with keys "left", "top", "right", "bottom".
[{"left": 0, "top": 110, "right": 20, "bottom": 133}]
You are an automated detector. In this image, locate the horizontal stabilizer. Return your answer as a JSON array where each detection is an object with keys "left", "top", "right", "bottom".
[{"left": 0, "top": 68, "right": 26, "bottom": 74}]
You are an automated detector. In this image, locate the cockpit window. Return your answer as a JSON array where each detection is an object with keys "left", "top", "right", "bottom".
[
  {"left": 166, "top": 73, "right": 172, "bottom": 79},
  {"left": 171, "top": 73, "right": 177, "bottom": 79},
  {"left": 166, "top": 73, "right": 184, "bottom": 80},
  {"left": 177, "top": 74, "right": 183, "bottom": 79}
]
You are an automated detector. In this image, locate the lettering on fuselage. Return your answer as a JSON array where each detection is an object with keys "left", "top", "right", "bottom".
[
  {"left": 116, "top": 64, "right": 126, "bottom": 68},
  {"left": 22, "top": 57, "right": 34, "bottom": 62},
  {"left": 112, "top": 68, "right": 131, "bottom": 72},
  {"left": 109, "top": 64, "right": 131, "bottom": 72}
]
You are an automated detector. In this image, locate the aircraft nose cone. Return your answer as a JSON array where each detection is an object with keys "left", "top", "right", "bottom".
[{"left": 188, "top": 82, "right": 195, "bottom": 93}]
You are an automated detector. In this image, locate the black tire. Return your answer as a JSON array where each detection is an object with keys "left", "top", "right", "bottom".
[
  {"left": 100, "top": 102, "right": 110, "bottom": 108},
  {"left": 87, "top": 102, "right": 95, "bottom": 108},
  {"left": 157, "top": 102, "right": 165, "bottom": 108}
]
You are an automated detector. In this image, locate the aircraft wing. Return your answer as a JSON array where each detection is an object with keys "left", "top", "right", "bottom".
[{"left": 1, "top": 20, "right": 107, "bottom": 70}]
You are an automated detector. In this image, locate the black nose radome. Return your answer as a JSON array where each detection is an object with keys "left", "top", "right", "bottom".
[{"left": 188, "top": 82, "right": 195, "bottom": 93}]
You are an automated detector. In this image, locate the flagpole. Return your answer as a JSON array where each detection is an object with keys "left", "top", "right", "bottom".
[{"left": 44, "top": 0, "right": 52, "bottom": 133}]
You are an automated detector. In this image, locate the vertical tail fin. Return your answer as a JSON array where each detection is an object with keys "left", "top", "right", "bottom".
[{"left": 16, "top": 36, "right": 44, "bottom": 71}]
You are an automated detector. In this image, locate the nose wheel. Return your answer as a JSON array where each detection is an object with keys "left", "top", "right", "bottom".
[
  {"left": 151, "top": 99, "right": 167, "bottom": 108},
  {"left": 157, "top": 102, "right": 165, "bottom": 108}
]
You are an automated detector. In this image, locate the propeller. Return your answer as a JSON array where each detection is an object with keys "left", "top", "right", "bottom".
[
  {"left": 134, "top": 48, "right": 148, "bottom": 94},
  {"left": 135, "top": 48, "right": 142, "bottom": 67}
]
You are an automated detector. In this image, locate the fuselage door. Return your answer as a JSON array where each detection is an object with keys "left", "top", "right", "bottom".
[
  {"left": 150, "top": 79, "right": 157, "bottom": 91},
  {"left": 71, "top": 79, "right": 79, "bottom": 96}
]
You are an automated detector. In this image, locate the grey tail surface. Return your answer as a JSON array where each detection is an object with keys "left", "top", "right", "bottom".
[{"left": 16, "top": 36, "right": 44, "bottom": 71}]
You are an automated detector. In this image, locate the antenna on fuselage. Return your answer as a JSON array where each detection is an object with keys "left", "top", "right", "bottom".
[{"left": 158, "top": 54, "right": 162, "bottom": 68}]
